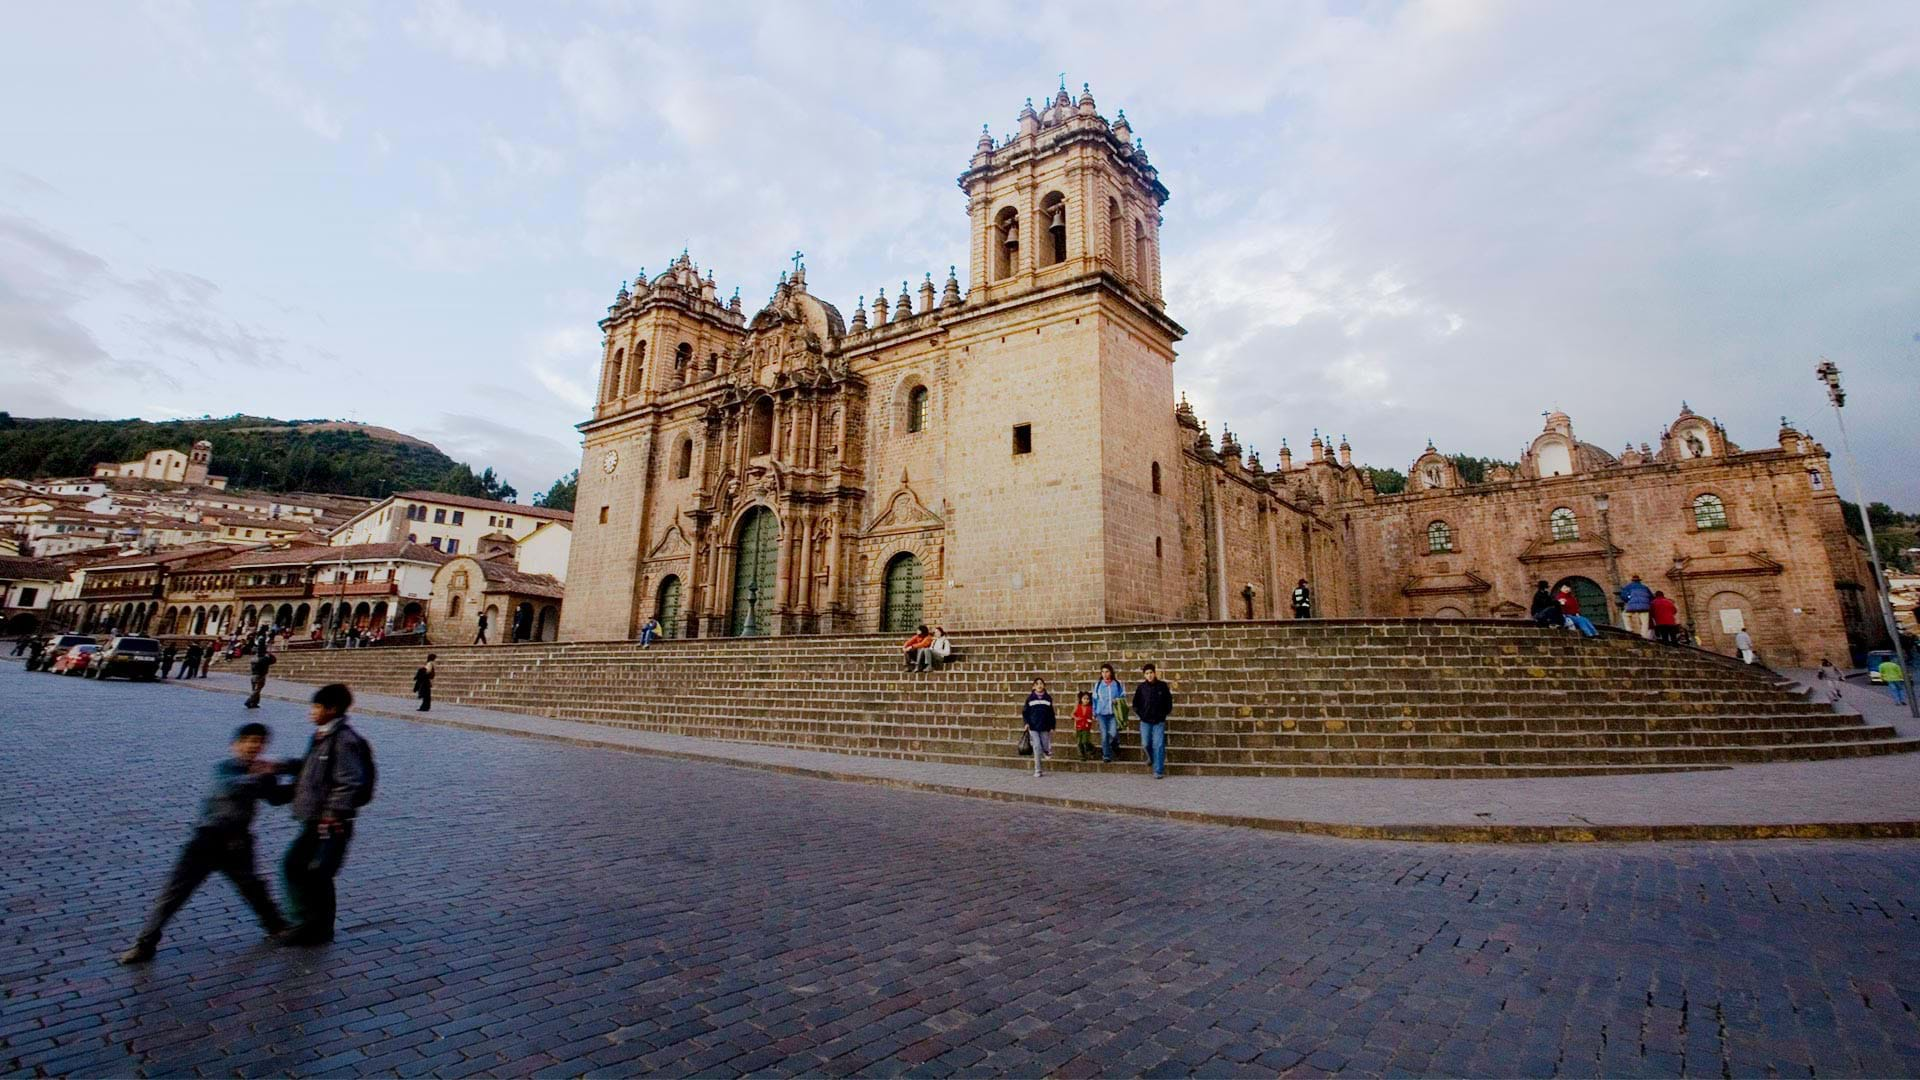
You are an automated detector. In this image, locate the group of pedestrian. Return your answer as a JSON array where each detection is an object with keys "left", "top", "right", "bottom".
[
  {"left": 899, "top": 625, "right": 953, "bottom": 672},
  {"left": 119, "top": 683, "right": 375, "bottom": 964},
  {"left": 1531, "top": 581, "right": 1599, "bottom": 637},
  {"left": 1022, "top": 662, "right": 1174, "bottom": 778},
  {"left": 160, "top": 641, "right": 215, "bottom": 680}
]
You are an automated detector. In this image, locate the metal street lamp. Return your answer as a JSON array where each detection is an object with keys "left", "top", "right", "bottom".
[
  {"left": 1595, "top": 492, "right": 1623, "bottom": 627},
  {"left": 744, "top": 579, "right": 759, "bottom": 637},
  {"left": 1815, "top": 358, "right": 1916, "bottom": 717}
]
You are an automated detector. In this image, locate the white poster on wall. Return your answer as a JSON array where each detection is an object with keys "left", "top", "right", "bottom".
[{"left": 1719, "top": 608, "right": 1746, "bottom": 634}]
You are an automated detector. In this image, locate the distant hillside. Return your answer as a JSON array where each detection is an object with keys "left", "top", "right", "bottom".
[{"left": 0, "top": 414, "right": 518, "bottom": 501}]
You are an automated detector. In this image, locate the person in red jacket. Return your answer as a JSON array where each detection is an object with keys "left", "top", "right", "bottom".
[
  {"left": 900, "top": 625, "right": 932, "bottom": 672},
  {"left": 1650, "top": 590, "right": 1680, "bottom": 644}
]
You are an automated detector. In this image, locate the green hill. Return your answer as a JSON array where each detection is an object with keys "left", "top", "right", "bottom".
[{"left": 0, "top": 413, "right": 517, "bottom": 501}]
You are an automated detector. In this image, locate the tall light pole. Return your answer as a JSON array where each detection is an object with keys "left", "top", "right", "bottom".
[
  {"left": 1816, "top": 358, "right": 1916, "bottom": 717},
  {"left": 1596, "top": 492, "right": 1622, "bottom": 626}
]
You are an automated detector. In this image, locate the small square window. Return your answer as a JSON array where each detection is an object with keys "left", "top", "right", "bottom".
[
  {"left": 599, "top": 506, "right": 609, "bottom": 524},
  {"left": 433, "top": 508, "right": 447, "bottom": 524},
  {"left": 446, "top": 538, "right": 459, "bottom": 554},
  {"left": 1012, "top": 423, "right": 1033, "bottom": 455},
  {"left": 452, "top": 511, "right": 465, "bottom": 525}
]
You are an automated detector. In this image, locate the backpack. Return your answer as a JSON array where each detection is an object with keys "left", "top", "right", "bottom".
[
  {"left": 325, "top": 725, "right": 378, "bottom": 808},
  {"left": 352, "top": 737, "right": 377, "bottom": 807}
]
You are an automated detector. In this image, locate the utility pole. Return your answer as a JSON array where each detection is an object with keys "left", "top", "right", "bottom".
[{"left": 1816, "top": 358, "right": 1916, "bottom": 718}]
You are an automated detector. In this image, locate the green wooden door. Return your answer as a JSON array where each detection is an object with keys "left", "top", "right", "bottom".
[
  {"left": 1555, "top": 576, "right": 1611, "bottom": 625},
  {"left": 656, "top": 576, "right": 682, "bottom": 638},
  {"left": 881, "top": 553, "right": 923, "bottom": 633},
  {"left": 730, "top": 508, "right": 778, "bottom": 636}
]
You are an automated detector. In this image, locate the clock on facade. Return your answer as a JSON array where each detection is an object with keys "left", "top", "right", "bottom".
[{"left": 601, "top": 449, "right": 619, "bottom": 474}]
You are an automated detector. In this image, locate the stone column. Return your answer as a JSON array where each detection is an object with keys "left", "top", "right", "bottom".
[
  {"left": 772, "top": 506, "right": 794, "bottom": 628},
  {"left": 824, "top": 516, "right": 844, "bottom": 630},
  {"left": 797, "top": 511, "right": 817, "bottom": 615}
]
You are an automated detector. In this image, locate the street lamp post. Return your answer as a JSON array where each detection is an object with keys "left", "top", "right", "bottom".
[
  {"left": 744, "top": 579, "right": 760, "bottom": 637},
  {"left": 1596, "top": 492, "right": 1622, "bottom": 627},
  {"left": 1816, "top": 358, "right": 1917, "bottom": 717}
]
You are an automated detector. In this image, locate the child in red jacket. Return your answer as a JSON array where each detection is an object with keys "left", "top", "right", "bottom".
[{"left": 1073, "top": 691, "right": 1095, "bottom": 760}]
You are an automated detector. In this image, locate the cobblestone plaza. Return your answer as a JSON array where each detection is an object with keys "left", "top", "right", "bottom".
[{"left": 4, "top": 662, "right": 1919, "bottom": 1077}]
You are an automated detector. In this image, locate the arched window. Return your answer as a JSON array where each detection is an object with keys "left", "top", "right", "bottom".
[
  {"left": 706, "top": 351, "right": 719, "bottom": 375},
  {"left": 1040, "top": 192, "right": 1066, "bottom": 266},
  {"left": 1133, "top": 219, "right": 1149, "bottom": 284},
  {"left": 606, "top": 348, "right": 624, "bottom": 401},
  {"left": 674, "top": 437, "right": 693, "bottom": 479},
  {"left": 1692, "top": 493, "right": 1728, "bottom": 530},
  {"left": 1107, "top": 196, "right": 1123, "bottom": 268},
  {"left": 1426, "top": 520, "right": 1453, "bottom": 553},
  {"left": 906, "top": 385, "right": 928, "bottom": 434},
  {"left": 1151, "top": 461, "right": 1162, "bottom": 495},
  {"left": 449, "top": 594, "right": 462, "bottom": 618},
  {"left": 749, "top": 398, "right": 774, "bottom": 457},
  {"left": 993, "top": 207, "right": 1019, "bottom": 280},
  {"left": 1549, "top": 507, "right": 1579, "bottom": 542},
  {"left": 674, "top": 342, "right": 692, "bottom": 386},
  {"left": 630, "top": 340, "right": 645, "bottom": 393}
]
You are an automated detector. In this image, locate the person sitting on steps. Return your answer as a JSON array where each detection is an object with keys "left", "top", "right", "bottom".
[
  {"left": 917, "top": 626, "right": 952, "bottom": 671},
  {"left": 900, "top": 625, "right": 931, "bottom": 672}
]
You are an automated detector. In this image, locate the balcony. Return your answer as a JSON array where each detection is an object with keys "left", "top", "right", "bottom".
[
  {"left": 314, "top": 580, "right": 399, "bottom": 598},
  {"left": 80, "top": 582, "right": 161, "bottom": 601},
  {"left": 235, "top": 581, "right": 314, "bottom": 599}
]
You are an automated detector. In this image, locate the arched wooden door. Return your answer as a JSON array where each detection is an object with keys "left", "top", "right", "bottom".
[
  {"left": 656, "top": 575, "right": 683, "bottom": 638},
  {"left": 1554, "top": 576, "right": 1611, "bottom": 625},
  {"left": 881, "top": 552, "right": 923, "bottom": 633},
  {"left": 730, "top": 508, "right": 778, "bottom": 636}
]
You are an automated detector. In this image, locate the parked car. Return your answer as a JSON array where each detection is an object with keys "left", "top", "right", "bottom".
[
  {"left": 50, "top": 644, "right": 100, "bottom": 676},
  {"left": 33, "top": 634, "right": 97, "bottom": 672},
  {"left": 1866, "top": 650, "right": 1896, "bottom": 683},
  {"left": 92, "top": 636, "right": 163, "bottom": 681}
]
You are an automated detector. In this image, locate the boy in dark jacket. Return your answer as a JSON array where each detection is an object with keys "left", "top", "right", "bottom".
[
  {"left": 1132, "top": 663, "right": 1174, "bottom": 778},
  {"left": 278, "top": 683, "right": 374, "bottom": 946},
  {"left": 119, "top": 722, "right": 291, "bottom": 963},
  {"left": 244, "top": 650, "right": 276, "bottom": 708}
]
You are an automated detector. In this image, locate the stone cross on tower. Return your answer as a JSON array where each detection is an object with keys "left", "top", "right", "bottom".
[{"left": 791, "top": 250, "right": 805, "bottom": 274}]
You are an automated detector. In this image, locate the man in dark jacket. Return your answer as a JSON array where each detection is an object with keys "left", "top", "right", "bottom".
[
  {"left": 1529, "top": 581, "right": 1562, "bottom": 629},
  {"left": 1132, "top": 663, "right": 1174, "bottom": 779},
  {"left": 159, "top": 643, "right": 177, "bottom": 679},
  {"left": 244, "top": 650, "right": 276, "bottom": 709},
  {"left": 278, "top": 683, "right": 373, "bottom": 946},
  {"left": 1291, "top": 580, "right": 1313, "bottom": 619},
  {"left": 119, "top": 722, "right": 291, "bottom": 963},
  {"left": 473, "top": 611, "right": 489, "bottom": 645},
  {"left": 181, "top": 642, "right": 203, "bottom": 680}
]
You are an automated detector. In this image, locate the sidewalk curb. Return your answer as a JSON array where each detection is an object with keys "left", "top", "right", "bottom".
[{"left": 167, "top": 677, "right": 1920, "bottom": 845}]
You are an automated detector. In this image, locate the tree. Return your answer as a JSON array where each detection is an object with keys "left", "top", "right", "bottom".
[{"left": 534, "top": 470, "right": 578, "bottom": 512}]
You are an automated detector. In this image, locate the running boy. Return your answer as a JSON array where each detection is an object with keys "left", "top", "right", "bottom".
[{"left": 118, "top": 722, "right": 291, "bottom": 963}]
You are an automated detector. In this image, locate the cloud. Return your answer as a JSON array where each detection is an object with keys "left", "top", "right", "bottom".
[
  {"left": 419, "top": 412, "right": 580, "bottom": 496},
  {"left": 0, "top": 214, "right": 301, "bottom": 389},
  {"left": 405, "top": 0, "right": 520, "bottom": 69}
]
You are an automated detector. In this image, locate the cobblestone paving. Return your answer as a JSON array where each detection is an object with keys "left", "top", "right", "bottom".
[{"left": 3, "top": 662, "right": 1919, "bottom": 1078}]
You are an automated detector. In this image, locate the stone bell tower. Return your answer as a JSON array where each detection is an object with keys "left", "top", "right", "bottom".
[
  {"left": 959, "top": 83, "right": 1167, "bottom": 309},
  {"left": 940, "top": 82, "right": 1189, "bottom": 626}
]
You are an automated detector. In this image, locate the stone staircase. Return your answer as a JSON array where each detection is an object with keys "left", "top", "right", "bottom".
[{"left": 260, "top": 620, "right": 1919, "bottom": 778}]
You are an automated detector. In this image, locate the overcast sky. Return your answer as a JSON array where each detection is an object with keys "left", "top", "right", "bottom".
[{"left": 3, "top": 1, "right": 1916, "bottom": 506}]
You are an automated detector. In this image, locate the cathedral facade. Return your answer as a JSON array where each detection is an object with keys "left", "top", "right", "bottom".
[{"left": 560, "top": 87, "right": 1881, "bottom": 667}]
